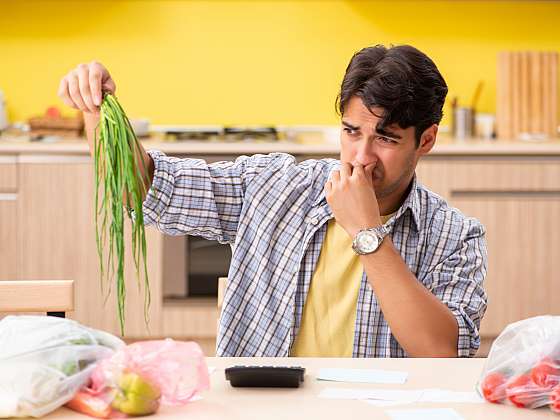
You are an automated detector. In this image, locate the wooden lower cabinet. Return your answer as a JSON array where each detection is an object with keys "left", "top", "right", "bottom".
[
  {"left": 417, "top": 156, "right": 560, "bottom": 345},
  {"left": 0, "top": 157, "right": 18, "bottom": 280},
  {"left": 0, "top": 195, "right": 17, "bottom": 280},
  {"left": 16, "top": 157, "right": 163, "bottom": 337},
  {"left": 9, "top": 153, "right": 560, "bottom": 352},
  {"left": 454, "top": 195, "right": 560, "bottom": 337}
]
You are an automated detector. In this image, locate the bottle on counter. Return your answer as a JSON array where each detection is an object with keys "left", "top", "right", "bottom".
[{"left": 0, "top": 90, "right": 9, "bottom": 132}]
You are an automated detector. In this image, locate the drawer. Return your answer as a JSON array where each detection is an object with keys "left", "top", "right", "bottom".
[
  {"left": 0, "top": 198, "right": 17, "bottom": 279},
  {"left": 0, "top": 156, "right": 17, "bottom": 191},
  {"left": 421, "top": 158, "right": 560, "bottom": 192}
]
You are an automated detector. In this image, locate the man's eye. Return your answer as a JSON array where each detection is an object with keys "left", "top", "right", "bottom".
[
  {"left": 343, "top": 128, "right": 359, "bottom": 136},
  {"left": 377, "top": 136, "right": 396, "bottom": 144}
]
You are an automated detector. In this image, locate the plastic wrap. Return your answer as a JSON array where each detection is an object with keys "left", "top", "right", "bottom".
[
  {"left": 66, "top": 338, "right": 210, "bottom": 418},
  {"left": 478, "top": 315, "right": 560, "bottom": 413},
  {"left": 0, "top": 315, "right": 124, "bottom": 418}
]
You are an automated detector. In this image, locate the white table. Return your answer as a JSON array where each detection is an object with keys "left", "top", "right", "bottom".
[{"left": 47, "top": 357, "right": 557, "bottom": 419}]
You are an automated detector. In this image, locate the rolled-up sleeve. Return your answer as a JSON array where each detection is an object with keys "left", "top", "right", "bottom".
[
  {"left": 423, "top": 219, "right": 488, "bottom": 357},
  {"left": 142, "top": 150, "right": 288, "bottom": 244}
]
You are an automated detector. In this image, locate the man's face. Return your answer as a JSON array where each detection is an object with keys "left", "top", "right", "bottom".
[{"left": 339, "top": 96, "right": 428, "bottom": 200}]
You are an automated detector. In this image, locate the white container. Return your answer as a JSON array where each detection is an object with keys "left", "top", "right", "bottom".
[
  {"left": 129, "top": 118, "right": 150, "bottom": 137},
  {"left": 278, "top": 125, "right": 340, "bottom": 145},
  {"left": 0, "top": 90, "right": 8, "bottom": 131},
  {"left": 475, "top": 113, "right": 495, "bottom": 140}
]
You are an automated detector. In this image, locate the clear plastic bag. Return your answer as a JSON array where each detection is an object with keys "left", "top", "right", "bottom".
[
  {"left": 478, "top": 315, "right": 560, "bottom": 413},
  {"left": 0, "top": 315, "right": 124, "bottom": 418},
  {"left": 66, "top": 338, "right": 210, "bottom": 418}
]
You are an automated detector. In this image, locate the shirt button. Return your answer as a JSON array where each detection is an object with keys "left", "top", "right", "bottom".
[{"left": 310, "top": 217, "right": 319, "bottom": 225}]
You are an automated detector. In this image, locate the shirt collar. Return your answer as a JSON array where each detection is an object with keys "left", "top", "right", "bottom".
[{"left": 391, "top": 174, "right": 421, "bottom": 231}]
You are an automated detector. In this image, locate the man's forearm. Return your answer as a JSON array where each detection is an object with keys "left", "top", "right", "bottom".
[{"left": 360, "top": 237, "right": 458, "bottom": 357}]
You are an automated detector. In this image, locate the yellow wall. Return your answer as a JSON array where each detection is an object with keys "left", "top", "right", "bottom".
[{"left": 1, "top": 0, "right": 559, "bottom": 126}]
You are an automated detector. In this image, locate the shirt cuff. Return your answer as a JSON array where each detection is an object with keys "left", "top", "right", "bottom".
[
  {"left": 142, "top": 149, "right": 175, "bottom": 226},
  {"left": 448, "top": 303, "right": 481, "bottom": 358}
]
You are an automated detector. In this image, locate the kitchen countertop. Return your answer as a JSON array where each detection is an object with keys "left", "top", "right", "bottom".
[{"left": 2, "top": 135, "right": 560, "bottom": 156}]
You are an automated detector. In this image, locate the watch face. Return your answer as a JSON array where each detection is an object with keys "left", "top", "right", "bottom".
[{"left": 356, "top": 231, "right": 379, "bottom": 253}]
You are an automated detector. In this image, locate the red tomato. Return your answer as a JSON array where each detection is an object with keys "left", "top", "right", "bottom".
[
  {"left": 550, "top": 385, "right": 560, "bottom": 413},
  {"left": 531, "top": 357, "right": 560, "bottom": 388},
  {"left": 45, "top": 106, "right": 61, "bottom": 118},
  {"left": 506, "top": 373, "right": 549, "bottom": 408},
  {"left": 481, "top": 372, "right": 507, "bottom": 403}
]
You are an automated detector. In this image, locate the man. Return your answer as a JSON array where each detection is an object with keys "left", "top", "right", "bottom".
[{"left": 59, "top": 44, "right": 487, "bottom": 358}]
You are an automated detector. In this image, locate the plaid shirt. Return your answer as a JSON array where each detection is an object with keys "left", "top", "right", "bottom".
[{"left": 143, "top": 150, "right": 487, "bottom": 357}]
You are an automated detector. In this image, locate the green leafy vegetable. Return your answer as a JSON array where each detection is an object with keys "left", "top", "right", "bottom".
[{"left": 94, "top": 93, "right": 150, "bottom": 334}]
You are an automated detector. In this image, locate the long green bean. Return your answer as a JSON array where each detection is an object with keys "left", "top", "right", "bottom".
[{"left": 94, "top": 93, "right": 150, "bottom": 335}]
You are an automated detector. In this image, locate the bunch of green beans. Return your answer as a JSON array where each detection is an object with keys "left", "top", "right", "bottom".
[{"left": 94, "top": 93, "right": 150, "bottom": 335}]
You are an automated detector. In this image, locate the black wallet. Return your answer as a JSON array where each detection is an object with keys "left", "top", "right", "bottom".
[{"left": 225, "top": 365, "right": 305, "bottom": 388}]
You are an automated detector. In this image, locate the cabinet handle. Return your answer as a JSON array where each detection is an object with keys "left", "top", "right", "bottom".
[
  {"left": 451, "top": 190, "right": 560, "bottom": 198},
  {"left": 0, "top": 156, "right": 17, "bottom": 164},
  {"left": 0, "top": 193, "right": 17, "bottom": 201}
]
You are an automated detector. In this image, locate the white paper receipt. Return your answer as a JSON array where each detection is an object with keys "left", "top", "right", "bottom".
[
  {"left": 317, "top": 368, "right": 408, "bottom": 384},
  {"left": 386, "top": 408, "right": 465, "bottom": 420},
  {"left": 319, "top": 388, "right": 423, "bottom": 401},
  {"left": 419, "top": 389, "right": 483, "bottom": 403},
  {"left": 319, "top": 387, "right": 483, "bottom": 404}
]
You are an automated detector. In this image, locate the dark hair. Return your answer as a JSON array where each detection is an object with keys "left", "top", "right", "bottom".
[{"left": 336, "top": 44, "right": 448, "bottom": 147}]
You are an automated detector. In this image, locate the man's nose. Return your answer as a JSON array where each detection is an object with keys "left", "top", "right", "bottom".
[{"left": 353, "top": 141, "right": 378, "bottom": 167}]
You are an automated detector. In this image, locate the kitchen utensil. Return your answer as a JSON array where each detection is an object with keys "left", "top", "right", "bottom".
[{"left": 0, "top": 90, "right": 8, "bottom": 131}]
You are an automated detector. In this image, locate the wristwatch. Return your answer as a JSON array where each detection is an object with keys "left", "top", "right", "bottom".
[{"left": 352, "top": 225, "right": 390, "bottom": 255}]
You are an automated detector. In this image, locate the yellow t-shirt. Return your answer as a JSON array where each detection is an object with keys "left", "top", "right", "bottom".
[{"left": 291, "top": 215, "right": 393, "bottom": 357}]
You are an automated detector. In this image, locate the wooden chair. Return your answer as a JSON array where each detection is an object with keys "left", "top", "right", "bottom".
[
  {"left": 216, "top": 277, "right": 228, "bottom": 334},
  {"left": 217, "top": 277, "right": 227, "bottom": 314},
  {"left": 0, "top": 280, "right": 74, "bottom": 317}
]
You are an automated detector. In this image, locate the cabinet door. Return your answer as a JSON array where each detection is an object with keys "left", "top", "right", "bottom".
[
  {"left": 0, "top": 156, "right": 17, "bottom": 192},
  {"left": 0, "top": 156, "right": 18, "bottom": 280},
  {"left": 0, "top": 194, "right": 17, "bottom": 279},
  {"left": 418, "top": 157, "right": 560, "bottom": 337},
  {"left": 453, "top": 194, "right": 560, "bottom": 337},
  {"left": 449, "top": 158, "right": 560, "bottom": 336},
  {"left": 17, "top": 156, "right": 163, "bottom": 337}
]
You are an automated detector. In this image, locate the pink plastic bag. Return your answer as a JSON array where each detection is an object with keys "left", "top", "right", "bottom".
[{"left": 66, "top": 339, "right": 210, "bottom": 418}]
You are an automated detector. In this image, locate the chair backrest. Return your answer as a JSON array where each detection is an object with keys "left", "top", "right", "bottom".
[
  {"left": 0, "top": 280, "right": 74, "bottom": 317},
  {"left": 217, "top": 277, "right": 227, "bottom": 314}
]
